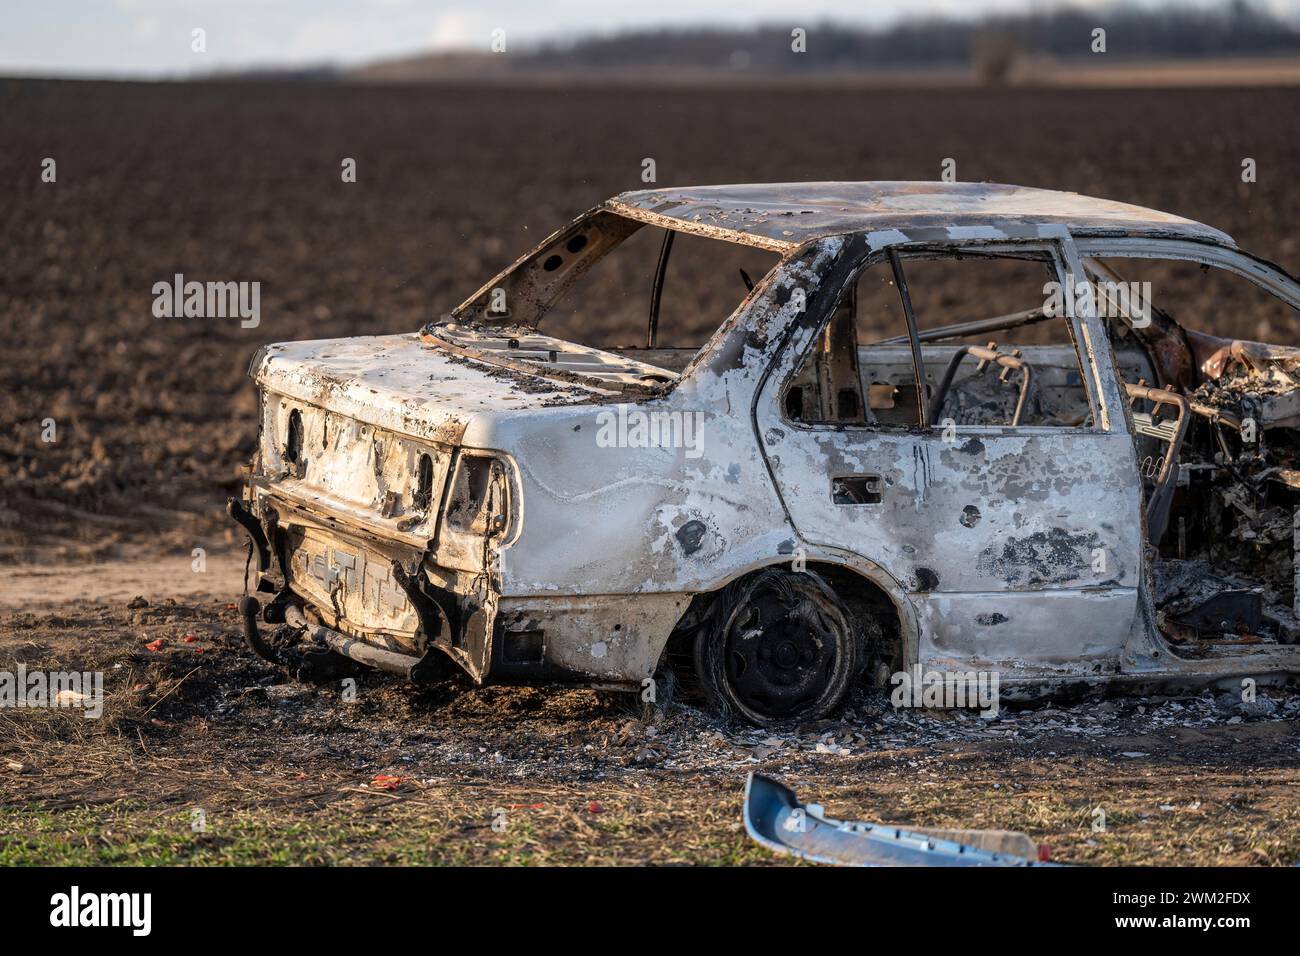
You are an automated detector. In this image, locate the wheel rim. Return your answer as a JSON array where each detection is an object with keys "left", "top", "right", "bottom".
[{"left": 722, "top": 581, "right": 842, "bottom": 719}]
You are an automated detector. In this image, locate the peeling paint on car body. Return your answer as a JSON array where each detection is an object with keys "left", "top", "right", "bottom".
[{"left": 231, "top": 182, "right": 1300, "bottom": 710}]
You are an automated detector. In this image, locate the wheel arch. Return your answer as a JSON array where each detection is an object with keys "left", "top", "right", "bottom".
[{"left": 658, "top": 551, "right": 918, "bottom": 683}]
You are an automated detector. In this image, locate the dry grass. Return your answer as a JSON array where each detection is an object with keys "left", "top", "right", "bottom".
[{"left": 2, "top": 600, "right": 1298, "bottom": 866}]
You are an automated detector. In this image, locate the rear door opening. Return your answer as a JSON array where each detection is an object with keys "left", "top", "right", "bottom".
[{"left": 1078, "top": 245, "right": 1300, "bottom": 649}]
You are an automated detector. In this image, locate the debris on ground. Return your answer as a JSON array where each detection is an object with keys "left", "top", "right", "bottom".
[{"left": 744, "top": 773, "right": 1054, "bottom": 866}]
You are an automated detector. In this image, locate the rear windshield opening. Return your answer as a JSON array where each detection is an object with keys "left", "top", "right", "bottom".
[
  {"left": 545, "top": 224, "right": 780, "bottom": 369},
  {"left": 448, "top": 212, "right": 780, "bottom": 376}
]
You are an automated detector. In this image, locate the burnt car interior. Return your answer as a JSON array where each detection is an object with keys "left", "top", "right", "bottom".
[
  {"left": 785, "top": 249, "right": 1096, "bottom": 430},
  {"left": 1089, "top": 255, "right": 1300, "bottom": 651},
  {"left": 786, "top": 245, "right": 1300, "bottom": 651}
]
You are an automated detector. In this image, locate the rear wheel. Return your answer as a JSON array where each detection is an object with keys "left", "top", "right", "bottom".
[{"left": 694, "top": 568, "right": 857, "bottom": 725}]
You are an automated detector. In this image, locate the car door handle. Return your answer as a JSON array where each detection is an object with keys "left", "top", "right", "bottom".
[{"left": 832, "top": 475, "right": 882, "bottom": 505}]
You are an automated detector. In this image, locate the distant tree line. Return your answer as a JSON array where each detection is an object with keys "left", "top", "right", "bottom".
[{"left": 517, "top": 1, "right": 1300, "bottom": 72}]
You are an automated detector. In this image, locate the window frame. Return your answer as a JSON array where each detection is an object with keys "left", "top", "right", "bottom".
[
  {"left": 774, "top": 237, "right": 1107, "bottom": 437},
  {"left": 1073, "top": 237, "right": 1300, "bottom": 325},
  {"left": 449, "top": 209, "right": 785, "bottom": 364}
]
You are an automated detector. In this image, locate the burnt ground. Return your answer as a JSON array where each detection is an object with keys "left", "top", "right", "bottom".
[
  {"left": 2, "top": 593, "right": 1298, "bottom": 865},
  {"left": 3, "top": 79, "right": 1300, "bottom": 864}
]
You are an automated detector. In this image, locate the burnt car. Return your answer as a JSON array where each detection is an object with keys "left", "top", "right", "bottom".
[{"left": 230, "top": 181, "right": 1300, "bottom": 725}]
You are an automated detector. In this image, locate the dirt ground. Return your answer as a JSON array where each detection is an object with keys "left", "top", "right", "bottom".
[
  {"left": 2, "top": 579, "right": 1298, "bottom": 865},
  {"left": 3, "top": 79, "right": 1300, "bottom": 865}
]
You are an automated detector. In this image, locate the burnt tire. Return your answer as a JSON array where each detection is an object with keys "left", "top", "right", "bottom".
[{"left": 694, "top": 568, "right": 858, "bottom": 725}]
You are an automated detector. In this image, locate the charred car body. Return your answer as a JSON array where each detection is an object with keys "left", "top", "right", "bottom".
[{"left": 231, "top": 181, "right": 1300, "bottom": 725}]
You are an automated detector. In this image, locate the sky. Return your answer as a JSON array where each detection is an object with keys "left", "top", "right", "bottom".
[{"left": 3, "top": 0, "right": 1297, "bottom": 78}]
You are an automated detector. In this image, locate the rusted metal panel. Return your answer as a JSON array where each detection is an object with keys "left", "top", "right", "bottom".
[
  {"left": 497, "top": 594, "right": 690, "bottom": 683},
  {"left": 283, "top": 525, "right": 421, "bottom": 642}
]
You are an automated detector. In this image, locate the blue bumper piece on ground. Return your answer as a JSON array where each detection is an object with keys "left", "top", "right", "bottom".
[{"left": 743, "top": 773, "right": 1058, "bottom": 867}]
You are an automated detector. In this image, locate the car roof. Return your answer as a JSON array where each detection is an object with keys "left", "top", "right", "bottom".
[{"left": 606, "top": 181, "right": 1233, "bottom": 252}]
